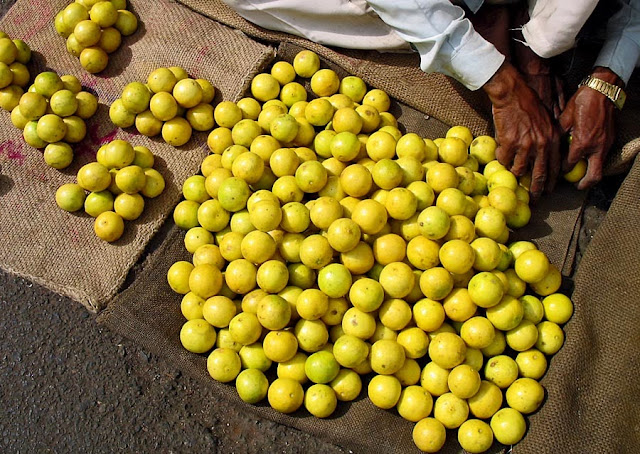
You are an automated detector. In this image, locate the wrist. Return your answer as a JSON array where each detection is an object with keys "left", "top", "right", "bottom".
[
  {"left": 482, "top": 62, "right": 519, "bottom": 104},
  {"left": 591, "top": 66, "right": 624, "bottom": 88},
  {"left": 580, "top": 68, "right": 626, "bottom": 110}
]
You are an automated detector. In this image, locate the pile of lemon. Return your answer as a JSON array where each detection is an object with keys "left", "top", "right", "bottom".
[
  {"left": 0, "top": 31, "right": 32, "bottom": 111},
  {"left": 167, "top": 50, "right": 573, "bottom": 453},
  {"left": 109, "top": 67, "right": 217, "bottom": 147},
  {"left": 9, "top": 71, "right": 98, "bottom": 170},
  {"left": 55, "top": 0, "right": 138, "bottom": 74},
  {"left": 55, "top": 139, "right": 165, "bottom": 242}
]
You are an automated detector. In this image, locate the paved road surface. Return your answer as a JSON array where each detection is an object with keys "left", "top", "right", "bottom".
[{"left": 0, "top": 270, "right": 345, "bottom": 453}]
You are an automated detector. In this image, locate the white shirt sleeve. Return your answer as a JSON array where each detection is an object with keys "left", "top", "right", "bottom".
[
  {"left": 365, "top": 0, "right": 505, "bottom": 90},
  {"left": 594, "top": 0, "right": 640, "bottom": 85}
]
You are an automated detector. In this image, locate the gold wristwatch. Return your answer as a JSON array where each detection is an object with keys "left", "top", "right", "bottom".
[{"left": 579, "top": 75, "right": 626, "bottom": 110}]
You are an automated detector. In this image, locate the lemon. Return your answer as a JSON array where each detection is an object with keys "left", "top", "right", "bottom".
[
  {"left": 330, "top": 369, "right": 362, "bottom": 402},
  {"left": 55, "top": 183, "right": 86, "bottom": 212},
  {"left": 368, "top": 374, "right": 402, "bottom": 409},
  {"left": 564, "top": 159, "right": 588, "bottom": 183},
  {"left": 505, "top": 377, "right": 545, "bottom": 414},
  {"left": 173, "top": 200, "right": 200, "bottom": 230},
  {"left": 542, "top": 293, "right": 574, "bottom": 324},
  {"left": 149, "top": 91, "right": 177, "bottom": 121},
  {"left": 207, "top": 348, "right": 241, "bottom": 383},
  {"left": 180, "top": 319, "right": 216, "bottom": 354},
  {"left": 458, "top": 419, "right": 493, "bottom": 454},
  {"left": 74, "top": 19, "right": 101, "bottom": 47},
  {"left": 109, "top": 98, "right": 135, "bottom": 128},
  {"left": 71, "top": 91, "right": 96, "bottom": 120},
  {"left": 173, "top": 78, "right": 203, "bottom": 108},
  {"left": 310, "top": 69, "right": 340, "bottom": 97},
  {"left": 270, "top": 60, "right": 296, "bottom": 84},
  {"left": 434, "top": 392, "right": 469, "bottom": 429},
  {"left": 162, "top": 117, "right": 192, "bottom": 146},
  {"left": 147, "top": 67, "right": 178, "bottom": 93},
  {"left": 114, "top": 192, "right": 144, "bottom": 221},
  {"left": 429, "top": 332, "right": 466, "bottom": 369},
  {"left": 484, "top": 354, "right": 518, "bottom": 388},
  {"left": 251, "top": 73, "right": 280, "bottom": 102},
  {"left": 84, "top": 190, "right": 114, "bottom": 217},
  {"left": 515, "top": 349, "right": 548, "bottom": 379},
  {"left": 460, "top": 316, "right": 496, "bottom": 349},
  {"left": 305, "top": 383, "right": 337, "bottom": 418},
  {"left": 535, "top": 320, "right": 565, "bottom": 355},
  {"left": 304, "top": 98, "right": 334, "bottom": 127},
  {"left": 235, "top": 369, "right": 269, "bottom": 404},
  {"left": 438, "top": 137, "right": 468, "bottom": 166},
  {"left": 468, "top": 380, "right": 502, "bottom": 419},
  {"left": 362, "top": 88, "right": 390, "bottom": 112},
  {"left": 0, "top": 85, "right": 23, "bottom": 111},
  {"left": 515, "top": 249, "right": 550, "bottom": 283},
  {"left": 295, "top": 318, "right": 329, "bottom": 352},
  {"left": 470, "top": 136, "right": 497, "bottom": 164},
  {"left": 413, "top": 418, "right": 446, "bottom": 453},
  {"left": 44, "top": 142, "right": 74, "bottom": 169},
  {"left": 167, "top": 66, "right": 188, "bottom": 82},
  {"left": 180, "top": 292, "right": 205, "bottom": 321},
  {"left": 293, "top": 50, "right": 320, "bottom": 78},
  {"left": 80, "top": 47, "right": 109, "bottom": 73},
  {"left": 491, "top": 408, "right": 526, "bottom": 445},
  {"left": 114, "top": 10, "right": 138, "bottom": 36}
]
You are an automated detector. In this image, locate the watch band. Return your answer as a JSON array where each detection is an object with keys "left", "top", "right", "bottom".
[{"left": 579, "top": 75, "right": 626, "bottom": 110}]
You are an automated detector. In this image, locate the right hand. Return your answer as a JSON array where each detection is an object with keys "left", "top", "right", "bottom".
[{"left": 482, "top": 62, "right": 561, "bottom": 199}]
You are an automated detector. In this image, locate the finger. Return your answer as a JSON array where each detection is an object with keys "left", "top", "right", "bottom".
[
  {"left": 496, "top": 143, "right": 516, "bottom": 168},
  {"left": 529, "top": 150, "right": 548, "bottom": 200},
  {"left": 577, "top": 151, "right": 605, "bottom": 190},
  {"left": 558, "top": 99, "right": 574, "bottom": 133},
  {"left": 566, "top": 139, "right": 587, "bottom": 170},
  {"left": 555, "top": 75, "right": 566, "bottom": 112},
  {"left": 510, "top": 147, "right": 530, "bottom": 177}
]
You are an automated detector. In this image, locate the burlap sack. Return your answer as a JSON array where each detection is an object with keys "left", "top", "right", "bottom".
[
  {"left": 98, "top": 94, "right": 588, "bottom": 454},
  {"left": 513, "top": 154, "right": 640, "bottom": 454},
  {"left": 0, "top": 0, "right": 273, "bottom": 312}
]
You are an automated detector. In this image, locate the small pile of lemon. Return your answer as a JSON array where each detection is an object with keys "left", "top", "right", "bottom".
[
  {"left": 0, "top": 30, "right": 33, "bottom": 111},
  {"left": 167, "top": 50, "right": 573, "bottom": 453},
  {"left": 55, "top": 139, "right": 166, "bottom": 242},
  {"left": 10, "top": 71, "right": 98, "bottom": 170},
  {"left": 55, "top": 0, "right": 138, "bottom": 74},
  {"left": 109, "top": 66, "right": 217, "bottom": 147}
]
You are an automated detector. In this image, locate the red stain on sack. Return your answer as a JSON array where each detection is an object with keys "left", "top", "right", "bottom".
[{"left": 0, "top": 140, "right": 26, "bottom": 165}]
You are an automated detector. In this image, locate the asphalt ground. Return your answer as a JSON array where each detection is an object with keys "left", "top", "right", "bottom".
[{"left": 0, "top": 270, "right": 346, "bottom": 454}]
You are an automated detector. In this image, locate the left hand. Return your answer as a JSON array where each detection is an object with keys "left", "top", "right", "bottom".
[{"left": 559, "top": 67, "right": 620, "bottom": 190}]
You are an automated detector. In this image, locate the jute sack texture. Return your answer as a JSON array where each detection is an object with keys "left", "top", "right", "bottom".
[
  {"left": 511, "top": 154, "right": 640, "bottom": 453},
  {"left": 100, "top": 97, "right": 588, "bottom": 454},
  {"left": 178, "top": 0, "right": 640, "bottom": 176},
  {"left": 0, "top": 0, "right": 273, "bottom": 312}
]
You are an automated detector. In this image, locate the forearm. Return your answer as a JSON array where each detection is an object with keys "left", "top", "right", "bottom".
[
  {"left": 593, "top": 0, "right": 640, "bottom": 84},
  {"left": 366, "top": 0, "right": 504, "bottom": 90}
]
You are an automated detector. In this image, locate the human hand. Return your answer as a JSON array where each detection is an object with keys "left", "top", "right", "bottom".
[
  {"left": 521, "top": 73, "right": 565, "bottom": 119},
  {"left": 558, "top": 67, "right": 619, "bottom": 190},
  {"left": 483, "top": 62, "right": 561, "bottom": 199}
]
